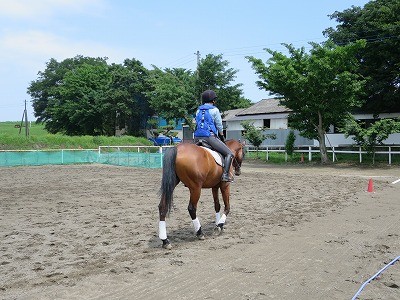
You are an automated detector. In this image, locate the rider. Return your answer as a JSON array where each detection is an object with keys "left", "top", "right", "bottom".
[{"left": 194, "top": 89, "right": 234, "bottom": 182}]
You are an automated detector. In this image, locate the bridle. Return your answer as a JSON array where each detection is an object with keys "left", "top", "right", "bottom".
[{"left": 232, "top": 147, "right": 244, "bottom": 174}]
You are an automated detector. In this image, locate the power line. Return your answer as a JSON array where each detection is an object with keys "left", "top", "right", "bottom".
[
  {"left": 174, "top": 58, "right": 197, "bottom": 68},
  {"left": 208, "top": 36, "right": 328, "bottom": 54},
  {"left": 163, "top": 33, "right": 400, "bottom": 70},
  {"left": 161, "top": 37, "right": 326, "bottom": 69},
  {"left": 164, "top": 53, "right": 197, "bottom": 68},
  {"left": 0, "top": 103, "right": 25, "bottom": 108}
]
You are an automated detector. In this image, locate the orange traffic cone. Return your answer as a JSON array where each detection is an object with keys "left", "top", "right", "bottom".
[{"left": 367, "top": 178, "right": 374, "bottom": 193}]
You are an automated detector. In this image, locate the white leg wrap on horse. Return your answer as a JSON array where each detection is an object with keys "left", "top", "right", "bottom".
[
  {"left": 215, "top": 212, "right": 221, "bottom": 225},
  {"left": 192, "top": 218, "right": 201, "bottom": 233},
  {"left": 159, "top": 221, "right": 167, "bottom": 240},
  {"left": 218, "top": 213, "right": 227, "bottom": 225}
]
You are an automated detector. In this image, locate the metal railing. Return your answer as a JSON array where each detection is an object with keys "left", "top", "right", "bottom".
[{"left": 247, "top": 145, "right": 400, "bottom": 165}]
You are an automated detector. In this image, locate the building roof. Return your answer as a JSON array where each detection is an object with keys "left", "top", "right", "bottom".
[
  {"left": 237, "top": 98, "right": 291, "bottom": 116},
  {"left": 222, "top": 108, "right": 247, "bottom": 121}
]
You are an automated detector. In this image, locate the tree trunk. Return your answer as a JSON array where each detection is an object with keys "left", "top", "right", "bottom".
[
  {"left": 317, "top": 111, "right": 329, "bottom": 164},
  {"left": 318, "top": 131, "right": 329, "bottom": 163},
  {"left": 372, "top": 148, "right": 376, "bottom": 165}
]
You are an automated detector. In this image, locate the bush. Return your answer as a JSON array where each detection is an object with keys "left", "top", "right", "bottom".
[{"left": 285, "top": 130, "right": 296, "bottom": 156}]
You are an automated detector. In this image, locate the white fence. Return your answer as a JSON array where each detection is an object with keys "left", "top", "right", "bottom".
[
  {"left": 247, "top": 145, "right": 400, "bottom": 165},
  {"left": 98, "top": 145, "right": 164, "bottom": 155}
]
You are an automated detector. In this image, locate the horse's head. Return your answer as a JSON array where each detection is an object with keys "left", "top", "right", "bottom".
[{"left": 226, "top": 139, "right": 246, "bottom": 176}]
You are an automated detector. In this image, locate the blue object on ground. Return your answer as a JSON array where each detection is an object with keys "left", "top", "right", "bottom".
[{"left": 149, "top": 136, "right": 182, "bottom": 146}]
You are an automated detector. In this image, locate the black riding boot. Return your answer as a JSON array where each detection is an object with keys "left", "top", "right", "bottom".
[{"left": 221, "top": 154, "right": 234, "bottom": 182}]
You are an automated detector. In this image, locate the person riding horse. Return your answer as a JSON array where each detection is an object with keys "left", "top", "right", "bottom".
[{"left": 194, "top": 90, "right": 234, "bottom": 182}]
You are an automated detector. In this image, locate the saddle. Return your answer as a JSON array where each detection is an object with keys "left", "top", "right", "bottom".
[{"left": 195, "top": 139, "right": 223, "bottom": 166}]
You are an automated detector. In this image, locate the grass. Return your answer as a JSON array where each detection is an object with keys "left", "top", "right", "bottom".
[
  {"left": 0, "top": 121, "right": 152, "bottom": 150},
  {"left": 246, "top": 149, "right": 400, "bottom": 166}
]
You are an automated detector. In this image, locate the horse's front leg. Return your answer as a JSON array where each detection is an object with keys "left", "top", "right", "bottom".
[
  {"left": 188, "top": 187, "right": 205, "bottom": 240},
  {"left": 215, "top": 184, "right": 230, "bottom": 234}
]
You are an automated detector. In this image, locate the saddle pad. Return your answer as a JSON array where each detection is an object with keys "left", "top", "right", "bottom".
[{"left": 201, "top": 147, "right": 223, "bottom": 166}]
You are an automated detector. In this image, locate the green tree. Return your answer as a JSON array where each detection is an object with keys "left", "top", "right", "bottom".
[
  {"left": 28, "top": 56, "right": 108, "bottom": 125},
  {"left": 52, "top": 62, "right": 112, "bottom": 135},
  {"left": 340, "top": 116, "right": 400, "bottom": 164},
  {"left": 247, "top": 41, "right": 366, "bottom": 163},
  {"left": 29, "top": 54, "right": 251, "bottom": 136},
  {"left": 29, "top": 57, "right": 112, "bottom": 135},
  {"left": 145, "top": 54, "right": 251, "bottom": 130},
  {"left": 285, "top": 130, "right": 296, "bottom": 156},
  {"left": 196, "top": 54, "right": 251, "bottom": 112},
  {"left": 146, "top": 67, "right": 197, "bottom": 128},
  {"left": 109, "top": 58, "right": 152, "bottom": 136},
  {"left": 240, "top": 120, "right": 275, "bottom": 158},
  {"left": 28, "top": 56, "right": 152, "bottom": 136},
  {"left": 324, "top": 0, "right": 400, "bottom": 113}
]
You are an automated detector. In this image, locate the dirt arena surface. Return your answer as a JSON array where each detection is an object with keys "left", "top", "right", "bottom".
[{"left": 1, "top": 162, "right": 399, "bottom": 300}]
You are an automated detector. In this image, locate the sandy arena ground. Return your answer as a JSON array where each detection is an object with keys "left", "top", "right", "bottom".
[{"left": 0, "top": 161, "right": 399, "bottom": 300}]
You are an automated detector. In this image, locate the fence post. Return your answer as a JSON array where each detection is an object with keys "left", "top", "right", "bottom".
[
  {"left": 359, "top": 146, "right": 362, "bottom": 163},
  {"left": 159, "top": 146, "right": 163, "bottom": 168},
  {"left": 388, "top": 146, "right": 392, "bottom": 165},
  {"left": 308, "top": 146, "right": 312, "bottom": 161},
  {"left": 332, "top": 146, "right": 335, "bottom": 162},
  {"left": 61, "top": 149, "right": 64, "bottom": 164},
  {"left": 266, "top": 146, "right": 269, "bottom": 161}
]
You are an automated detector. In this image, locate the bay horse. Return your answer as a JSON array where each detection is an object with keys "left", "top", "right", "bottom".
[{"left": 158, "top": 139, "right": 245, "bottom": 249}]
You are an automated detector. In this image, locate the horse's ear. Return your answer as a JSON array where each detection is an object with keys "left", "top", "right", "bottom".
[{"left": 241, "top": 140, "right": 246, "bottom": 146}]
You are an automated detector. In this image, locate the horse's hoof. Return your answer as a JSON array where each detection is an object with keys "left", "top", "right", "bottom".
[
  {"left": 162, "top": 239, "right": 172, "bottom": 250},
  {"left": 196, "top": 228, "right": 205, "bottom": 240},
  {"left": 197, "top": 233, "right": 205, "bottom": 240},
  {"left": 214, "top": 225, "right": 223, "bottom": 235},
  {"left": 162, "top": 243, "right": 172, "bottom": 250}
]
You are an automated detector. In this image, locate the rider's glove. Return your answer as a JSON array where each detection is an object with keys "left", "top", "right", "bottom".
[{"left": 218, "top": 132, "right": 225, "bottom": 143}]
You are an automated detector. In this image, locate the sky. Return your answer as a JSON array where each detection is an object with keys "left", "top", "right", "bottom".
[{"left": 0, "top": 0, "right": 370, "bottom": 122}]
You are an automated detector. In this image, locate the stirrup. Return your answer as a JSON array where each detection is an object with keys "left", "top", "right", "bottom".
[{"left": 221, "top": 173, "right": 233, "bottom": 182}]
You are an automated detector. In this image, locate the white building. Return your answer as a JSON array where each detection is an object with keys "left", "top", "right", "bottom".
[
  {"left": 223, "top": 98, "right": 400, "bottom": 147},
  {"left": 223, "top": 98, "right": 290, "bottom": 131}
]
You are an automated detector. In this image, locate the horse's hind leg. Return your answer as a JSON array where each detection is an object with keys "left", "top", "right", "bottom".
[
  {"left": 212, "top": 187, "right": 224, "bottom": 236},
  {"left": 214, "top": 185, "right": 230, "bottom": 235},
  {"left": 188, "top": 187, "right": 205, "bottom": 240},
  {"left": 212, "top": 187, "right": 221, "bottom": 225},
  {"left": 158, "top": 196, "right": 172, "bottom": 249}
]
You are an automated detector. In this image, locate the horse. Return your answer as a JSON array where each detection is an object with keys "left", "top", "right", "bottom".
[{"left": 158, "top": 139, "right": 245, "bottom": 249}]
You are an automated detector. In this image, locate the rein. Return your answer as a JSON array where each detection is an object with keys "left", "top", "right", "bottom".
[
  {"left": 230, "top": 143, "right": 244, "bottom": 174},
  {"left": 232, "top": 156, "right": 242, "bottom": 172}
]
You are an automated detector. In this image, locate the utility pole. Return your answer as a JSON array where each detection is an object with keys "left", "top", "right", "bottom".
[
  {"left": 19, "top": 100, "right": 29, "bottom": 137},
  {"left": 195, "top": 50, "right": 201, "bottom": 103},
  {"left": 115, "top": 110, "right": 120, "bottom": 137},
  {"left": 195, "top": 50, "right": 200, "bottom": 74}
]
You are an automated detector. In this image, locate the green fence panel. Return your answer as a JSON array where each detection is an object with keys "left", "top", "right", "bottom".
[
  {"left": 0, "top": 149, "right": 163, "bottom": 168},
  {"left": 0, "top": 150, "right": 98, "bottom": 167},
  {"left": 35, "top": 151, "right": 64, "bottom": 165},
  {"left": 99, "top": 152, "right": 163, "bottom": 168},
  {"left": 0, "top": 151, "right": 25, "bottom": 166},
  {"left": 61, "top": 150, "right": 99, "bottom": 164}
]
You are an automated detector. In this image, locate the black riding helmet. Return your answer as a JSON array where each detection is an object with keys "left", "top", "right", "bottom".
[{"left": 201, "top": 90, "right": 217, "bottom": 103}]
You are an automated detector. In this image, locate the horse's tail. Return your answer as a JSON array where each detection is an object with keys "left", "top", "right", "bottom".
[{"left": 160, "top": 146, "right": 178, "bottom": 215}]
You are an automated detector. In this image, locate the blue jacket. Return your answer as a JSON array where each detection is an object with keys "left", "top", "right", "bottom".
[{"left": 194, "top": 104, "right": 223, "bottom": 137}]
